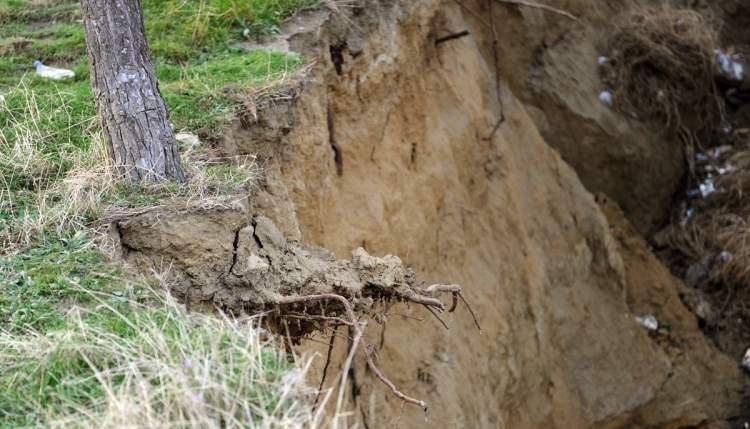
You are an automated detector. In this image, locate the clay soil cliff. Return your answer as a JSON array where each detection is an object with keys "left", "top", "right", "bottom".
[{"left": 115, "top": 0, "right": 750, "bottom": 427}]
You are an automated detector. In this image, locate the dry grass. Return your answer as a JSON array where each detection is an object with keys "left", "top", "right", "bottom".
[
  {"left": 0, "top": 86, "right": 262, "bottom": 252},
  {"left": 673, "top": 150, "right": 750, "bottom": 289},
  {"left": 0, "top": 292, "right": 328, "bottom": 428},
  {"left": 601, "top": 6, "right": 725, "bottom": 134}
]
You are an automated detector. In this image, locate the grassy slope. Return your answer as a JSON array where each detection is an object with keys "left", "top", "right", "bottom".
[{"left": 0, "top": 1, "right": 317, "bottom": 426}]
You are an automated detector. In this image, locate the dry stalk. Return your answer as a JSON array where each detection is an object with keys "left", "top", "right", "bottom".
[
  {"left": 313, "top": 327, "right": 338, "bottom": 412},
  {"left": 494, "top": 0, "right": 577, "bottom": 20}
]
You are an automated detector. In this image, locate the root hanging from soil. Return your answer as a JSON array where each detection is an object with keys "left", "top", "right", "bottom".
[
  {"left": 151, "top": 214, "right": 484, "bottom": 414},
  {"left": 601, "top": 6, "right": 725, "bottom": 135},
  {"left": 271, "top": 286, "right": 480, "bottom": 412}
]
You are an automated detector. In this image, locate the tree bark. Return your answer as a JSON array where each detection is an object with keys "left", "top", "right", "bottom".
[{"left": 80, "top": 0, "right": 185, "bottom": 182}]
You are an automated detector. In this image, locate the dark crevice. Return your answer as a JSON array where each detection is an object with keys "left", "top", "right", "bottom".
[
  {"left": 229, "top": 228, "right": 241, "bottom": 276},
  {"left": 114, "top": 222, "right": 134, "bottom": 258},
  {"left": 251, "top": 217, "right": 264, "bottom": 250},
  {"left": 329, "top": 41, "right": 347, "bottom": 75},
  {"left": 327, "top": 105, "right": 343, "bottom": 176}
]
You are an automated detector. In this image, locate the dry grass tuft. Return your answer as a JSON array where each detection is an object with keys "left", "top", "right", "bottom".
[
  {"left": 601, "top": 6, "right": 725, "bottom": 134},
  {"left": 0, "top": 87, "right": 262, "bottom": 252},
  {"left": 673, "top": 150, "right": 750, "bottom": 289},
  {"left": 0, "top": 292, "right": 326, "bottom": 428}
]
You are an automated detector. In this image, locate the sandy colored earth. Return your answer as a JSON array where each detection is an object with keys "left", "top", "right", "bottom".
[{"left": 112, "top": 0, "right": 750, "bottom": 427}]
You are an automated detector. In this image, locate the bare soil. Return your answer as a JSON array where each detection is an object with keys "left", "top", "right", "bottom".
[{"left": 111, "top": 0, "right": 750, "bottom": 427}]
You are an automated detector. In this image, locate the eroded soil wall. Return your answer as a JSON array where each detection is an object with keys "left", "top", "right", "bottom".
[
  {"left": 229, "top": 1, "right": 742, "bottom": 427},
  {"left": 117, "top": 1, "right": 746, "bottom": 427}
]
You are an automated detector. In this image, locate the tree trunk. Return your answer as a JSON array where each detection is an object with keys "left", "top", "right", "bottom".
[{"left": 80, "top": 0, "right": 185, "bottom": 182}]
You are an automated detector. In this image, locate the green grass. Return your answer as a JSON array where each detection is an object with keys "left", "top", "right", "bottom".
[
  {"left": 0, "top": 230, "right": 132, "bottom": 334},
  {"left": 0, "top": 1, "right": 316, "bottom": 421},
  {"left": 0, "top": 296, "right": 314, "bottom": 428},
  {"left": 0, "top": 0, "right": 306, "bottom": 246},
  {"left": 158, "top": 50, "right": 305, "bottom": 130},
  {"left": 143, "top": 0, "right": 319, "bottom": 62}
]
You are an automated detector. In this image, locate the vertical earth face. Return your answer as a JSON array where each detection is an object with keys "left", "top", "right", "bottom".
[
  {"left": 81, "top": 0, "right": 185, "bottom": 182},
  {"left": 114, "top": 0, "right": 750, "bottom": 427}
]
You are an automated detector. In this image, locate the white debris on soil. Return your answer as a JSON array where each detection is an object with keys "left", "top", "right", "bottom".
[
  {"left": 699, "top": 174, "right": 715, "bottom": 197},
  {"left": 599, "top": 91, "right": 613, "bottom": 106},
  {"left": 714, "top": 49, "right": 744, "bottom": 82},
  {"left": 741, "top": 348, "right": 750, "bottom": 372},
  {"left": 175, "top": 132, "right": 201, "bottom": 149},
  {"left": 33, "top": 60, "right": 75, "bottom": 80},
  {"left": 597, "top": 56, "right": 608, "bottom": 65},
  {"left": 635, "top": 314, "right": 659, "bottom": 331},
  {"left": 720, "top": 251, "right": 732, "bottom": 262}
]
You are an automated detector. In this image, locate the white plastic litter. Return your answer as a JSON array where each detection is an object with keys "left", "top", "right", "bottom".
[
  {"left": 724, "top": 125, "right": 733, "bottom": 134},
  {"left": 699, "top": 174, "right": 715, "bottom": 197},
  {"left": 696, "top": 153, "right": 709, "bottom": 162},
  {"left": 741, "top": 348, "right": 750, "bottom": 372},
  {"left": 599, "top": 91, "right": 613, "bottom": 106},
  {"left": 721, "top": 251, "right": 732, "bottom": 261},
  {"left": 33, "top": 60, "right": 75, "bottom": 80},
  {"left": 175, "top": 132, "right": 201, "bottom": 149},
  {"left": 686, "top": 207, "right": 695, "bottom": 217},
  {"left": 635, "top": 315, "right": 659, "bottom": 331},
  {"left": 597, "top": 56, "right": 608, "bottom": 65},
  {"left": 717, "top": 165, "right": 733, "bottom": 175},
  {"left": 714, "top": 49, "right": 744, "bottom": 82}
]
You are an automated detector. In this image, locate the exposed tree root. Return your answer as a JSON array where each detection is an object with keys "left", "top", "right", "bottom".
[{"left": 272, "top": 281, "right": 480, "bottom": 412}]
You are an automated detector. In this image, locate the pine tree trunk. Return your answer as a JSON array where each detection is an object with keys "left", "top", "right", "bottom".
[{"left": 80, "top": 0, "right": 185, "bottom": 182}]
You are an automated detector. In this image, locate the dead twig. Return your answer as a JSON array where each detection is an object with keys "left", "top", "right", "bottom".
[
  {"left": 275, "top": 293, "right": 429, "bottom": 411},
  {"left": 313, "top": 327, "right": 338, "bottom": 412},
  {"left": 485, "top": 0, "right": 505, "bottom": 141},
  {"left": 448, "top": 290, "right": 458, "bottom": 313},
  {"left": 392, "top": 400, "right": 406, "bottom": 429},
  {"left": 384, "top": 312, "right": 425, "bottom": 321},
  {"left": 494, "top": 0, "right": 577, "bottom": 20},
  {"left": 453, "top": 0, "right": 490, "bottom": 28},
  {"left": 435, "top": 30, "right": 470, "bottom": 45},
  {"left": 424, "top": 305, "right": 450, "bottom": 330},
  {"left": 459, "top": 292, "right": 483, "bottom": 331}
]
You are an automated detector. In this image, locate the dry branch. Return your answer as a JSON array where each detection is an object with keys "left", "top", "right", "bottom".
[
  {"left": 318, "top": 328, "right": 337, "bottom": 405},
  {"left": 435, "top": 30, "right": 470, "bottom": 45},
  {"left": 495, "top": 0, "right": 577, "bottom": 20},
  {"left": 274, "top": 293, "right": 430, "bottom": 411}
]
